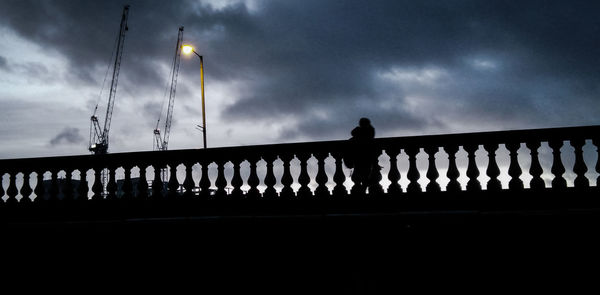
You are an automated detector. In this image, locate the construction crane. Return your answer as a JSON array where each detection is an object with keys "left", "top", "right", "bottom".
[
  {"left": 154, "top": 26, "right": 184, "bottom": 151},
  {"left": 89, "top": 5, "right": 130, "bottom": 155}
]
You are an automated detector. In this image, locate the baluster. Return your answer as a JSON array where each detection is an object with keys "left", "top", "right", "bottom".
[
  {"left": 152, "top": 163, "right": 164, "bottom": 199},
  {"left": 121, "top": 165, "right": 133, "bottom": 200},
  {"left": 215, "top": 160, "right": 228, "bottom": 199},
  {"left": 168, "top": 162, "right": 181, "bottom": 198},
  {"left": 405, "top": 146, "right": 421, "bottom": 193},
  {"left": 199, "top": 160, "right": 212, "bottom": 198},
  {"left": 91, "top": 167, "right": 104, "bottom": 200},
  {"left": 76, "top": 168, "right": 88, "bottom": 202},
  {"left": 279, "top": 153, "right": 295, "bottom": 199},
  {"left": 48, "top": 169, "right": 60, "bottom": 201},
  {"left": 464, "top": 144, "right": 481, "bottom": 191},
  {"left": 0, "top": 172, "right": 4, "bottom": 204},
  {"left": 424, "top": 146, "right": 441, "bottom": 192},
  {"left": 314, "top": 152, "right": 330, "bottom": 198},
  {"left": 33, "top": 170, "right": 46, "bottom": 202},
  {"left": 548, "top": 140, "right": 567, "bottom": 189},
  {"left": 20, "top": 170, "right": 33, "bottom": 204},
  {"left": 6, "top": 171, "right": 19, "bottom": 206},
  {"left": 34, "top": 170, "right": 46, "bottom": 202},
  {"left": 63, "top": 169, "right": 75, "bottom": 201},
  {"left": 483, "top": 143, "right": 501, "bottom": 191},
  {"left": 263, "top": 154, "right": 278, "bottom": 200},
  {"left": 106, "top": 166, "right": 117, "bottom": 201},
  {"left": 297, "top": 152, "right": 312, "bottom": 199},
  {"left": 385, "top": 148, "right": 402, "bottom": 195},
  {"left": 526, "top": 141, "right": 545, "bottom": 190},
  {"left": 594, "top": 138, "right": 600, "bottom": 188},
  {"left": 368, "top": 149, "right": 384, "bottom": 196},
  {"left": 182, "top": 162, "right": 196, "bottom": 199},
  {"left": 505, "top": 142, "right": 524, "bottom": 191},
  {"left": 137, "top": 165, "right": 149, "bottom": 199},
  {"left": 444, "top": 145, "right": 461, "bottom": 192},
  {"left": 230, "top": 158, "right": 244, "bottom": 199},
  {"left": 246, "top": 156, "right": 261, "bottom": 200},
  {"left": 350, "top": 165, "right": 365, "bottom": 196},
  {"left": 570, "top": 139, "right": 589, "bottom": 189},
  {"left": 331, "top": 152, "right": 348, "bottom": 198}
]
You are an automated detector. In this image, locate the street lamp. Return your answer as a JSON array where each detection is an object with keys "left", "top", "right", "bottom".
[{"left": 182, "top": 44, "right": 207, "bottom": 149}]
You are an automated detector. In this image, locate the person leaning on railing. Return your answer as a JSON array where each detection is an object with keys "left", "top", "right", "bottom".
[{"left": 344, "top": 118, "right": 379, "bottom": 193}]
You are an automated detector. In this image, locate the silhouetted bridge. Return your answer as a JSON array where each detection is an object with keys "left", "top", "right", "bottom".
[
  {"left": 0, "top": 126, "right": 598, "bottom": 241},
  {"left": 1, "top": 125, "right": 599, "bottom": 226},
  {"left": 3, "top": 126, "right": 600, "bottom": 288}
]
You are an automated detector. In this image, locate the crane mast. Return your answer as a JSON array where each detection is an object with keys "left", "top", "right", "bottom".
[
  {"left": 90, "top": 5, "right": 130, "bottom": 155},
  {"left": 154, "top": 26, "right": 184, "bottom": 151}
]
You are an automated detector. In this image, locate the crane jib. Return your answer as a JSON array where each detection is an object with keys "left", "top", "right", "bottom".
[
  {"left": 154, "top": 26, "right": 184, "bottom": 152},
  {"left": 89, "top": 5, "right": 129, "bottom": 155}
]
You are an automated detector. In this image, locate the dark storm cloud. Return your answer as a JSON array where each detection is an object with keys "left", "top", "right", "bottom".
[
  {"left": 1, "top": 0, "right": 599, "bottom": 142},
  {"left": 49, "top": 127, "right": 85, "bottom": 146},
  {"left": 0, "top": 53, "right": 59, "bottom": 84},
  {"left": 200, "top": 0, "right": 600, "bottom": 137},
  {"left": 0, "top": 0, "right": 189, "bottom": 87},
  {"left": 279, "top": 104, "right": 443, "bottom": 141},
  {"left": 142, "top": 101, "right": 177, "bottom": 129},
  {"left": 0, "top": 55, "right": 7, "bottom": 70}
]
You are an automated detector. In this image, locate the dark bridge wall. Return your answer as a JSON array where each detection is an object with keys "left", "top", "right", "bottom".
[{"left": 5, "top": 190, "right": 600, "bottom": 293}]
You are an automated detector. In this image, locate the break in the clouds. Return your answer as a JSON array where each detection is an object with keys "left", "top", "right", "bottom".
[{"left": 0, "top": 0, "right": 599, "bottom": 158}]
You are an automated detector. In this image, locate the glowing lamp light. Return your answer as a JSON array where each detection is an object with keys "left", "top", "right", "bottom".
[{"left": 182, "top": 45, "right": 194, "bottom": 55}]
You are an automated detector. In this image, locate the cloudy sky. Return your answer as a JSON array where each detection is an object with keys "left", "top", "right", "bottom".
[{"left": 0, "top": 0, "right": 599, "bottom": 159}]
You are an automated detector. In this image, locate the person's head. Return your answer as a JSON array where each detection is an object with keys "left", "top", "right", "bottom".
[{"left": 359, "top": 117, "right": 371, "bottom": 127}]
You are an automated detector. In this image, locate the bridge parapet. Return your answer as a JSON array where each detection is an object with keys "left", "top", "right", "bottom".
[{"left": 0, "top": 125, "right": 598, "bottom": 220}]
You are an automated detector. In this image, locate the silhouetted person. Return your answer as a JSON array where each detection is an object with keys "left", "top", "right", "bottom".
[
  {"left": 351, "top": 118, "right": 375, "bottom": 141},
  {"left": 346, "top": 118, "right": 378, "bottom": 195}
]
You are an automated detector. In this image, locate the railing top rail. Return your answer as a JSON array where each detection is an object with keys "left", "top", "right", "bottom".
[
  {"left": 1, "top": 125, "right": 598, "bottom": 171},
  {"left": 376, "top": 124, "right": 600, "bottom": 147}
]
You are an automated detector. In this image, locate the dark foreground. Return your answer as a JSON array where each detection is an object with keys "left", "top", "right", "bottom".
[{"left": 3, "top": 190, "right": 600, "bottom": 293}]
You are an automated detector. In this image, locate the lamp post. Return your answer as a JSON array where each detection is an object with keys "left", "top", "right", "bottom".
[{"left": 182, "top": 44, "right": 207, "bottom": 149}]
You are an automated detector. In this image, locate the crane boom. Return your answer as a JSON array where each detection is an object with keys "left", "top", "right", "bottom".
[
  {"left": 154, "top": 26, "right": 184, "bottom": 151},
  {"left": 90, "top": 5, "right": 130, "bottom": 154}
]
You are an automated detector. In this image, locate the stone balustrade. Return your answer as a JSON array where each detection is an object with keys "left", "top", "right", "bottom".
[{"left": 0, "top": 125, "right": 598, "bottom": 220}]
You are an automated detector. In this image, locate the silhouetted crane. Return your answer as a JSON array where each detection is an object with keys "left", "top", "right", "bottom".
[
  {"left": 89, "top": 5, "right": 130, "bottom": 155},
  {"left": 154, "top": 26, "right": 184, "bottom": 152}
]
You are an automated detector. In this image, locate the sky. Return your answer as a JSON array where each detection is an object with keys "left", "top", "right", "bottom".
[{"left": 0, "top": 0, "right": 599, "bottom": 159}]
